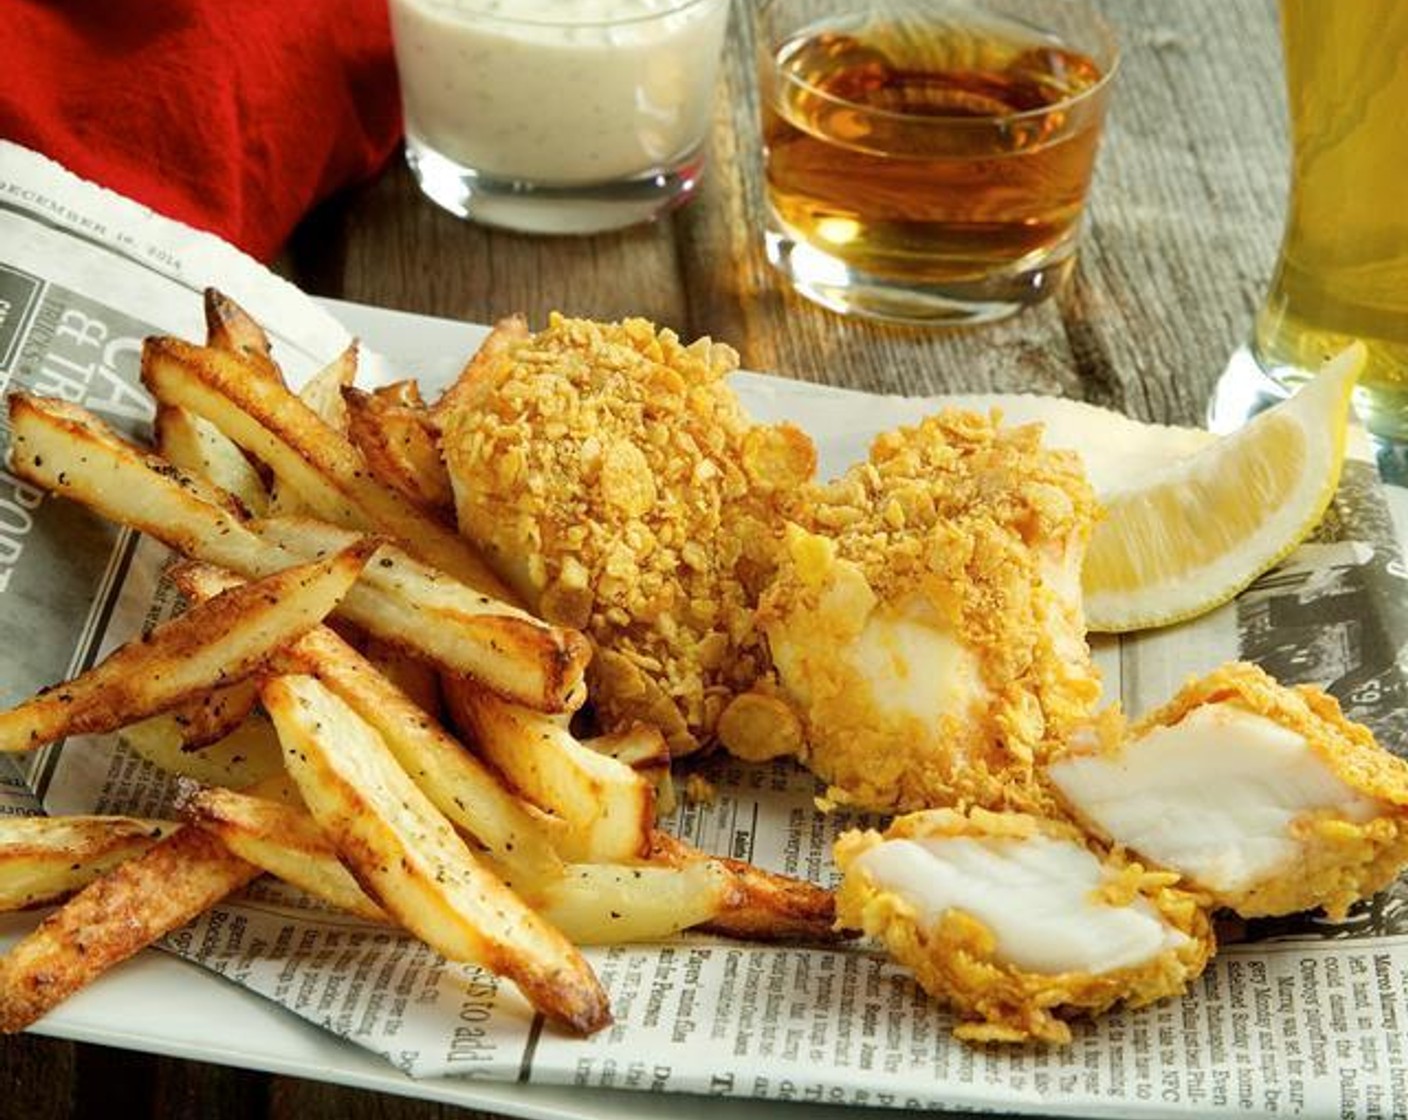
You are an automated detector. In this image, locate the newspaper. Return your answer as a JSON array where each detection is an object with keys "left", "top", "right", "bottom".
[{"left": 3, "top": 139, "right": 1408, "bottom": 1119}]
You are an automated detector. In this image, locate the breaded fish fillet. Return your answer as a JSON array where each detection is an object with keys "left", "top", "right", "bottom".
[
  {"left": 835, "top": 808, "right": 1214, "bottom": 1044},
  {"left": 438, "top": 314, "right": 815, "bottom": 756},
  {"left": 724, "top": 411, "right": 1101, "bottom": 814},
  {"left": 1047, "top": 662, "right": 1408, "bottom": 920}
]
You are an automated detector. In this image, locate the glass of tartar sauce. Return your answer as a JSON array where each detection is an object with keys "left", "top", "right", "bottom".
[{"left": 389, "top": 0, "right": 731, "bottom": 235}]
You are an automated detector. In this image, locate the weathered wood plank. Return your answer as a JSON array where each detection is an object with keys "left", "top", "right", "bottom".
[
  {"left": 285, "top": 156, "right": 690, "bottom": 330},
  {"left": 1071, "top": 0, "right": 1286, "bottom": 423}
]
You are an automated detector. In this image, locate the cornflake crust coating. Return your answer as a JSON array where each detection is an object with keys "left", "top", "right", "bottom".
[
  {"left": 1047, "top": 662, "right": 1408, "bottom": 920},
  {"left": 835, "top": 808, "right": 1214, "bottom": 1045},
  {"left": 438, "top": 314, "right": 815, "bottom": 756},
  {"left": 729, "top": 411, "right": 1101, "bottom": 813}
]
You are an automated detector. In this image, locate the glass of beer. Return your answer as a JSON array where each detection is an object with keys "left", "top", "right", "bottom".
[
  {"left": 1248, "top": 0, "right": 1408, "bottom": 442},
  {"left": 757, "top": 0, "right": 1119, "bottom": 326}
]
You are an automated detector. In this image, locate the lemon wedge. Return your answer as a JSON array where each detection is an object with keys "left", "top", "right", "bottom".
[{"left": 1083, "top": 343, "right": 1366, "bottom": 633}]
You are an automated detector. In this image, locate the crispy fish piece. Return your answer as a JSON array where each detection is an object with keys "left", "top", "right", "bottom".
[
  {"left": 438, "top": 314, "right": 815, "bottom": 756},
  {"left": 735, "top": 411, "right": 1101, "bottom": 814},
  {"left": 835, "top": 808, "right": 1214, "bottom": 1044},
  {"left": 1047, "top": 662, "right": 1408, "bottom": 920}
]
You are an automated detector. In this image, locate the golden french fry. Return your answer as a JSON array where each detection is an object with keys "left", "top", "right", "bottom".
[
  {"left": 372, "top": 379, "right": 425, "bottom": 408},
  {"left": 266, "top": 477, "right": 311, "bottom": 518},
  {"left": 432, "top": 315, "right": 529, "bottom": 421},
  {"left": 0, "top": 826, "right": 259, "bottom": 1032},
  {"left": 7, "top": 392, "right": 283, "bottom": 574},
  {"left": 180, "top": 785, "right": 387, "bottom": 923},
  {"left": 255, "top": 517, "right": 589, "bottom": 712},
  {"left": 263, "top": 674, "right": 610, "bottom": 1034},
  {"left": 183, "top": 786, "right": 729, "bottom": 945},
  {"left": 174, "top": 559, "right": 566, "bottom": 883},
  {"left": 8, "top": 393, "right": 242, "bottom": 520},
  {"left": 0, "top": 816, "right": 180, "bottom": 911},
  {"left": 203, "top": 288, "right": 281, "bottom": 383},
  {"left": 343, "top": 385, "right": 455, "bottom": 516},
  {"left": 155, "top": 405, "right": 270, "bottom": 518},
  {"left": 138, "top": 680, "right": 260, "bottom": 750},
  {"left": 511, "top": 859, "right": 737, "bottom": 946},
  {"left": 362, "top": 637, "right": 443, "bottom": 722},
  {"left": 121, "top": 709, "right": 284, "bottom": 789},
  {"left": 0, "top": 544, "right": 373, "bottom": 753},
  {"left": 272, "top": 342, "right": 357, "bottom": 508},
  {"left": 296, "top": 342, "right": 357, "bottom": 435},
  {"left": 141, "top": 336, "right": 517, "bottom": 602},
  {"left": 587, "top": 724, "right": 676, "bottom": 816},
  {"left": 445, "top": 681, "right": 654, "bottom": 864},
  {"left": 650, "top": 832, "right": 841, "bottom": 943},
  {"left": 8, "top": 396, "right": 583, "bottom": 709},
  {"left": 275, "top": 629, "right": 566, "bottom": 882}
]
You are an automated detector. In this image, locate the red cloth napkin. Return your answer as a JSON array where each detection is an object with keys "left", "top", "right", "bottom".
[{"left": 1, "top": 0, "right": 403, "bottom": 261}]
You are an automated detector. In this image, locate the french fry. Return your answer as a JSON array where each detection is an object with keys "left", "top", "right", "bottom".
[
  {"left": 142, "top": 336, "right": 518, "bottom": 602},
  {"left": 8, "top": 391, "right": 286, "bottom": 575},
  {"left": 203, "top": 288, "right": 281, "bottom": 383},
  {"left": 184, "top": 782, "right": 734, "bottom": 945},
  {"left": 0, "top": 544, "right": 373, "bottom": 753},
  {"left": 0, "top": 816, "right": 179, "bottom": 911},
  {"left": 180, "top": 785, "right": 387, "bottom": 923},
  {"left": 372, "top": 379, "right": 425, "bottom": 408},
  {"left": 650, "top": 832, "right": 841, "bottom": 943},
  {"left": 263, "top": 674, "right": 610, "bottom": 1034},
  {"left": 174, "top": 560, "right": 565, "bottom": 883},
  {"left": 362, "top": 636, "right": 442, "bottom": 722},
  {"left": 260, "top": 348, "right": 358, "bottom": 513},
  {"left": 7, "top": 396, "right": 586, "bottom": 710},
  {"left": 275, "top": 629, "right": 566, "bottom": 882},
  {"left": 513, "top": 860, "right": 737, "bottom": 946},
  {"left": 155, "top": 405, "right": 270, "bottom": 518},
  {"left": 588, "top": 724, "right": 676, "bottom": 815},
  {"left": 445, "top": 681, "right": 654, "bottom": 864},
  {"left": 297, "top": 342, "right": 357, "bottom": 434},
  {"left": 0, "top": 825, "right": 260, "bottom": 1032},
  {"left": 137, "top": 679, "right": 260, "bottom": 750},
  {"left": 121, "top": 709, "right": 284, "bottom": 789},
  {"left": 432, "top": 315, "right": 528, "bottom": 421},
  {"left": 256, "top": 517, "right": 589, "bottom": 712},
  {"left": 344, "top": 385, "right": 455, "bottom": 516}
]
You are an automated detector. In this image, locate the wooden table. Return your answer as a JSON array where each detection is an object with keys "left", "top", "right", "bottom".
[{"left": 0, "top": 1, "right": 1285, "bottom": 1116}]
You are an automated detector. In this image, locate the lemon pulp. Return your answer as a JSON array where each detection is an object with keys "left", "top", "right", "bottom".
[{"left": 1083, "top": 343, "right": 1365, "bottom": 632}]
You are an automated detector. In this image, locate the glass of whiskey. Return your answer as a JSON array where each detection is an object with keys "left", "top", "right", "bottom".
[{"left": 757, "top": 0, "right": 1119, "bottom": 326}]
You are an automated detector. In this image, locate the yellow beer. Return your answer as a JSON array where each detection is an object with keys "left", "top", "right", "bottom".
[{"left": 1253, "top": 0, "right": 1408, "bottom": 438}]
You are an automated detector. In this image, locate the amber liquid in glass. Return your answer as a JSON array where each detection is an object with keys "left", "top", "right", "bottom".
[{"left": 762, "top": 15, "right": 1106, "bottom": 286}]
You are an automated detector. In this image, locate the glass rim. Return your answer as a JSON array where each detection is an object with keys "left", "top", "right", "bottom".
[
  {"left": 417, "top": 0, "right": 724, "bottom": 29},
  {"left": 760, "top": 2, "right": 1121, "bottom": 128}
]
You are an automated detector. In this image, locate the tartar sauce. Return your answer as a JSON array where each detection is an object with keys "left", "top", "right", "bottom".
[{"left": 390, "top": 0, "right": 731, "bottom": 185}]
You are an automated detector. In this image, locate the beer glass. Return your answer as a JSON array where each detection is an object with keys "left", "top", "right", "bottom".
[{"left": 1226, "top": 0, "right": 1408, "bottom": 440}]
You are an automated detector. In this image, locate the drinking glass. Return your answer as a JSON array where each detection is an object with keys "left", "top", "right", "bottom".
[
  {"left": 1211, "top": 0, "right": 1408, "bottom": 442},
  {"left": 757, "top": 0, "right": 1119, "bottom": 326},
  {"left": 389, "top": 0, "right": 731, "bottom": 235}
]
